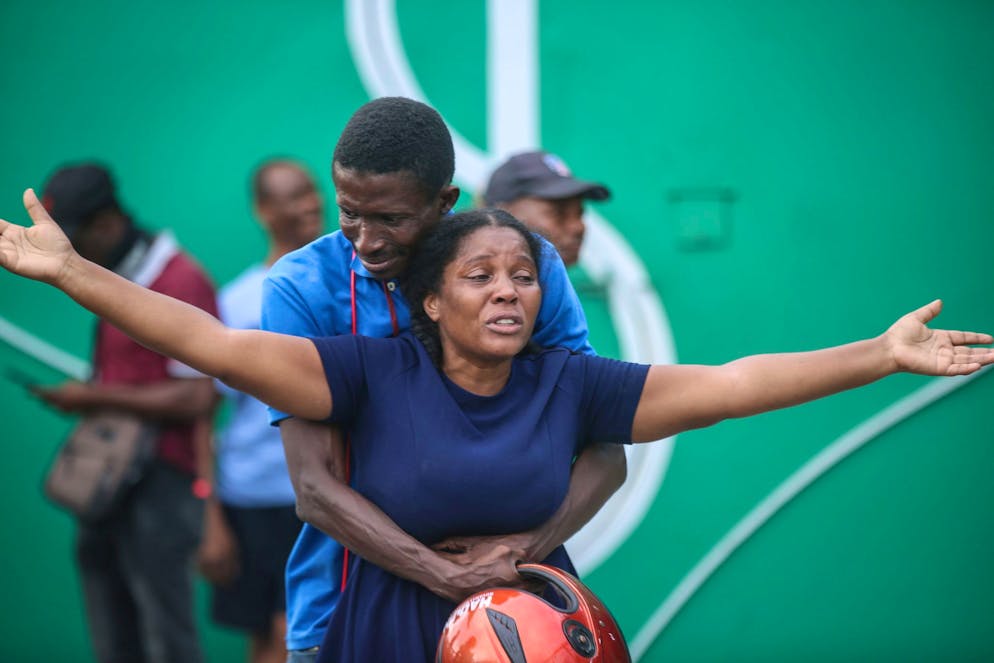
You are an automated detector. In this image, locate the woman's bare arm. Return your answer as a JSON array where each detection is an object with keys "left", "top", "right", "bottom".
[
  {"left": 0, "top": 189, "right": 331, "bottom": 421},
  {"left": 631, "top": 301, "right": 994, "bottom": 442}
]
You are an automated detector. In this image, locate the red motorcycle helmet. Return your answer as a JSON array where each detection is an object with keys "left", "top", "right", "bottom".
[{"left": 436, "top": 563, "right": 631, "bottom": 662}]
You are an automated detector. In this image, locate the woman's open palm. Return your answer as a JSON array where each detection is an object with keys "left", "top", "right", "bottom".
[
  {"left": 887, "top": 300, "right": 994, "bottom": 376},
  {"left": 0, "top": 189, "right": 75, "bottom": 284}
]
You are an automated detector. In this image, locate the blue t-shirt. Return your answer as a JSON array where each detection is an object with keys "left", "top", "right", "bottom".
[
  {"left": 311, "top": 332, "right": 648, "bottom": 663},
  {"left": 215, "top": 264, "right": 296, "bottom": 506},
  {"left": 262, "top": 229, "right": 594, "bottom": 650}
]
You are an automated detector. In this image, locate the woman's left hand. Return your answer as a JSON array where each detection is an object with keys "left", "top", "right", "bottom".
[{"left": 885, "top": 300, "right": 994, "bottom": 376}]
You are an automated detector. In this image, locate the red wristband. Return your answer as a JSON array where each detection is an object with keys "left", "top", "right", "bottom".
[{"left": 191, "top": 478, "right": 213, "bottom": 500}]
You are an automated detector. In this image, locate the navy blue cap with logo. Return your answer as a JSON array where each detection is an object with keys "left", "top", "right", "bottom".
[{"left": 482, "top": 151, "right": 611, "bottom": 206}]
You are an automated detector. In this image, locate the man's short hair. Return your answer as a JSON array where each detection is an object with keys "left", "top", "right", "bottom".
[{"left": 333, "top": 97, "right": 455, "bottom": 197}]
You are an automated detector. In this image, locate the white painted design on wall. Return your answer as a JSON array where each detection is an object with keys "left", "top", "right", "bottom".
[
  {"left": 0, "top": 315, "right": 89, "bottom": 379},
  {"left": 345, "top": 5, "right": 994, "bottom": 655},
  {"left": 344, "top": 0, "right": 676, "bottom": 575},
  {"left": 630, "top": 365, "right": 991, "bottom": 660}
]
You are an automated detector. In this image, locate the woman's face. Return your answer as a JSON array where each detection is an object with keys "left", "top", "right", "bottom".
[{"left": 424, "top": 226, "right": 542, "bottom": 367}]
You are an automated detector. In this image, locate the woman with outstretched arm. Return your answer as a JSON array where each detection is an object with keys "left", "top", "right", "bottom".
[{"left": 2, "top": 190, "right": 991, "bottom": 662}]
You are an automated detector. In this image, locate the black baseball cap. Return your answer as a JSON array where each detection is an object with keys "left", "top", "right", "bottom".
[
  {"left": 483, "top": 151, "right": 611, "bottom": 205},
  {"left": 41, "top": 163, "right": 119, "bottom": 237}
]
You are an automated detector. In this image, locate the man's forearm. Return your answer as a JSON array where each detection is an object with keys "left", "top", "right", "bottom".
[
  {"left": 525, "top": 442, "right": 626, "bottom": 561},
  {"left": 296, "top": 462, "right": 457, "bottom": 595},
  {"left": 431, "top": 442, "right": 627, "bottom": 566},
  {"left": 77, "top": 378, "right": 217, "bottom": 420},
  {"left": 280, "top": 418, "right": 486, "bottom": 599}
]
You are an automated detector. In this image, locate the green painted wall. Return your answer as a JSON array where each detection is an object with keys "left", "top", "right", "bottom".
[{"left": 1, "top": 1, "right": 991, "bottom": 660}]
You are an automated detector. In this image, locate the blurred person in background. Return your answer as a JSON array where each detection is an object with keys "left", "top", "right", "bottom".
[
  {"left": 32, "top": 163, "right": 217, "bottom": 663},
  {"left": 199, "top": 159, "right": 322, "bottom": 663},
  {"left": 482, "top": 150, "right": 610, "bottom": 267}
]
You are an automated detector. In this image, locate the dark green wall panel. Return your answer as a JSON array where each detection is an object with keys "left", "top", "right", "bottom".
[{"left": 1, "top": 2, "right": 991, "bottom": 660}]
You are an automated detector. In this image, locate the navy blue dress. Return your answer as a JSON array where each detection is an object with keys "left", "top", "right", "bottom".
[{"left": 312, "top": 332, "right": 648, "bottom": 663}]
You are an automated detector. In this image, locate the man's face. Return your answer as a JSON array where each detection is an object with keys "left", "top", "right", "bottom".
[
  {"left": 257, "top": 164, "right": 324, "bottom": 250},
  {"left": 333, "top": 163, "right": 458, "bottom": 280},
  {"left": 499, "top": 195, "right": 586, "bottom": 266},
  {"left": 72, "top": 212, "right": 125, "bottom": 268}
]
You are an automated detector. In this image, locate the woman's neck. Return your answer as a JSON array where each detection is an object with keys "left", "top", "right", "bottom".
[{"left": 441, "top": 355, "right": 513, "bottom": 396}]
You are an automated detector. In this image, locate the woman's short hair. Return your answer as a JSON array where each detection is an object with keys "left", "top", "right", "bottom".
[{"left": 403, "top": 209, "right": 543, "bottom": 366}]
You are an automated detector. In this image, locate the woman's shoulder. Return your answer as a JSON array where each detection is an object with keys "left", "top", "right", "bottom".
[
  {"left": 519, "top": 345, "right": 586, "bottom": 363},
  {"left": 311, "top": 331, "right": 425, "bottom": 371},
  {"left": 311, "top": 330, "right": 418, "bottom": 351},
  {"left": 514, "top": 345, "right": 577, "bottom": 380},
  {"left": 518, "top": 347, "right": 645, "bottom": 384}
]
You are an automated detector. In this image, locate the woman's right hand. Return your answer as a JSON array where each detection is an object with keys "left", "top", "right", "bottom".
[
  {"left": 882, "top": 299, "right": 994, "bottom": 376},
  {"left": 431, "top": 543, "right": 527, "bottom": 603},
  {"left": 0, "top": 189, "right": 77, "bottom": 285}
]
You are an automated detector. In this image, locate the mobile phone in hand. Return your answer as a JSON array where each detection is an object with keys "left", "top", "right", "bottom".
[{"left": 4, "top": 366, "right": 42, "bottom": 391}]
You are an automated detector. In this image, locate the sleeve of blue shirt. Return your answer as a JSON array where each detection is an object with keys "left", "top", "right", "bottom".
[{"left": 531, "top": 235, "right": 596, "bottom": 357}]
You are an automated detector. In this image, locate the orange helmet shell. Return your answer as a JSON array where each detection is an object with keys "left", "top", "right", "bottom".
[{"left": 436, "top": 563, "right": 630, "bottom": 663}]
